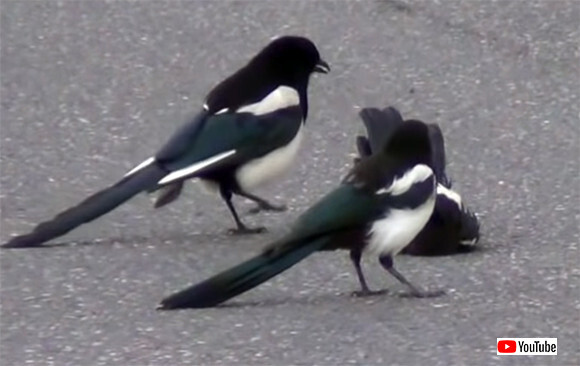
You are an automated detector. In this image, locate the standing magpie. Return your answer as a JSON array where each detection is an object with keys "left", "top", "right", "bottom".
[
  {"left": 2, "top": 36, "right": 330, "bottom": 248},
  {"left": 356, "top": 106, "right": 480, "bottom": 256},
  {"left": 158, "top": 120, "right": 444, "bottom": 309}
]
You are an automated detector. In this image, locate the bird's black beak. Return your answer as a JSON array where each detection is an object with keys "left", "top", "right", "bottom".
[{"left": 314, "top": 59, "right": 330, "bottom": 74}]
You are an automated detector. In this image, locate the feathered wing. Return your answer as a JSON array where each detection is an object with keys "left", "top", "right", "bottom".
[
  {"left": 357, "top": 109, "right": 448, "bottom": 188},
  {"left": 356, "top": 136, "right": 373, "bottom": 159},
  {"left": 152, "top": 106, "right": 303, "bottom": 188},
  {"left": 427, "top": 123, "right": 451, "bottom": 188},
  {"left": 357, "top": 106, "right": 404, "bottom": 156},
  {"left": 426, "top": 125, "right": 480, "bottom": 251}
]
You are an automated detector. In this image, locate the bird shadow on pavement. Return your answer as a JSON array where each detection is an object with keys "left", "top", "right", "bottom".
[
  {"left": 4, "top": 230, "right": 267, "bottom": 249},
  {"left": 202, "top": 289, "right": 411, "bottom": 310}
]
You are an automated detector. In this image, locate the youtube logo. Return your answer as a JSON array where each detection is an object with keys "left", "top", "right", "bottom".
[
  {"left": 497, "top": 340, "right": 517, "bottom": 353},
  {"left": 497, "top": 338, "right": 557, "bottom": 355}
]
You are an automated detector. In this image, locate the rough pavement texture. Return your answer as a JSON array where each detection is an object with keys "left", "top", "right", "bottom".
[{"left": 1, "top": 1, "right": 578, "bottom": 365}]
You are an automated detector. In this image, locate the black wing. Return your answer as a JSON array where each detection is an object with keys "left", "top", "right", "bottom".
[
  {"left": 357, "top": 106, "right": 404, "bottom": 155},
  {"left": 427, "top": 123, "right": 451, "bottom": 188},
  {"left": 154, "top": 106, "right": 303, "bottom": 186}
]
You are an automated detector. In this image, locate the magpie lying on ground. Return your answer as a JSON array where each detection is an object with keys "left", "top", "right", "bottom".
[
  {"left": 2, "top": 36, "right": 330, "bottom": 248},
  {"left": 355, "top": 106, "right": 480, "bottom": 256},
  {"left": 159, "top": 120, "right": 444, "bottom": 309}
]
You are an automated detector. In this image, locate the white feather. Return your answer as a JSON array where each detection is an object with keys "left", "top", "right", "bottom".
[
  {"left": 376, "top": 164, "right": 433, "bottom": 196},
  {"left": 436, "top": 184, "right": 462, "bottom": 207},
  {"left": 366, "top": 193, "right": 436, "bottom": 257},
  {"left": 124, "top": 157, "right": 155, "bottom": 177},
  {"left": 461, "top": 238, "right": 478, "bottom": 246},
  {"left": 368, "top": 164, "right": 436, "bottom": 256},
  {"left": 236, "top": 86, "right": 299, "bottom": 116},
  {"left": 158, "top": 150, "right": 236, "bottom": 185},
  {"left": 236, "top": 124, "right": 303, "bottom": 191}
]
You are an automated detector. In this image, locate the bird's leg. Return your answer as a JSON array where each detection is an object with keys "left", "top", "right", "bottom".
[
  {"left": 220, "top": 186, "right": 266, "bottom": 234},
  {"left": 378, "top": 255, "right": 445, "bottom": 298},
  {"left": 350, "top": 248, "right": 387, "bottom": 297},
  {"left": 235, "top": 189, "right": 287, "bottom": 214}
]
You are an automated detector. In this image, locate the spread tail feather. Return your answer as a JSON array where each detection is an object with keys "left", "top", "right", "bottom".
[
  {"left": 358, "top": 106, "right": 404, "bottom": 155},
  {"left": 158, "top": 237, "right": 329, "bottom": 309},
  {"left": 2, "top": 164, "right": 167, "bottom": 248}
]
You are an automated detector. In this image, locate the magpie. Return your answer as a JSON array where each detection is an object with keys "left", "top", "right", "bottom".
[
  {"left": 2, "top": 36, "right": 330, "bottom": 248},
  {"left": 355, "top": 106, "right": 480, "bottom": 256},
  {"left": 158, "top": 120, "right": 444, "bottom": 309}
]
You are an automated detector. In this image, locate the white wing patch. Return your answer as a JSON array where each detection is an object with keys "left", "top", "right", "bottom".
[
  {"left": 436, "top": 184, "right": 462, "bottom": 207},
  {"left": 376, "top": 164, "right": 433, "bottom": 196},
  {"left": 236, "top": 86, "right": 299, "bottom": 116},
  {"left": 158, "top": 150, "right": 236, "bottom": 185},
  {"left": 124, "top": 157, "right": 155, "bottom": 177},
  {"left": 236, "top": 124, "right": 303, "bottom": 190}
]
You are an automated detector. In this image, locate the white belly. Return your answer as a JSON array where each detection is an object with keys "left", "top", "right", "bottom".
[
  {"left": 235, "top": 124, "right": 303, "bottom": 191},
  {"left": 366, "top": 194, "right": 436, "bottom": 257}
]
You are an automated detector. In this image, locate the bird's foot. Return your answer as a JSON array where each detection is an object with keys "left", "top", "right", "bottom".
[
  {"left": 247, "top": 203, "right": 287, "bottom": 215},
  {"left": 400, "top": 289, "right": 446, "bottom": 298},
  {"left": 351, "top": 289, "right": 389, "bottom": 297},
  {"left": 227, "top": 226, "right": 267, "bottom": 235}
]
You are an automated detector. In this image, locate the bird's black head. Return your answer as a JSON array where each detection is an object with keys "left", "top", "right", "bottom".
[
  {"left": 251, "top": 36, "right": 330, "bottom": 87},
  {"left": 204, "top": 36, "right": 329, "bottom": 117},
  {"left": 384, "top": 120, "right": 433, "bottom": 168}
]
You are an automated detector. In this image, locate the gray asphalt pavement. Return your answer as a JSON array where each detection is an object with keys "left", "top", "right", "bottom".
[{"left": 1, "top": 1, "right": 579, "bottom": 365}]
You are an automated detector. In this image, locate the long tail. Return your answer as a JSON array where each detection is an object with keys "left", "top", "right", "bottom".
[
  {"left": 158, "top": 237, "right": 329, "bottom": 309},
  {"left": 2, "top": 164, "right": 167, "bottom": 248}
]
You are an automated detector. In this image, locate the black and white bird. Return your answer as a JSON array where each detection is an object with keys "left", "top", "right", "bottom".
[
  {"left": 159, "top": 120, "right": 444, "bottom": 309},
  {"left": 355, "top": 106, "right": 480, "bottom": 256},
  {"left": 2, "top": 35, "right": 330, "bottom": 248}
]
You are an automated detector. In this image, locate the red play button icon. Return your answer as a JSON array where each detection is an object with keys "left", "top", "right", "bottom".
[{"left": 498, "top": 340, "right": 517, "bottom": 353}]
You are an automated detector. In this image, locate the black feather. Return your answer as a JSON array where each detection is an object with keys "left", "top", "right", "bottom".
[
  {"left": 358, "top": 106, "right": 403, "bottom": 155},
  {"left": 154, "top": 182, "right": 185, "bottom": 209},
  {"left": 427, "top": 123, "right": 451, "bottom": 188}
]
